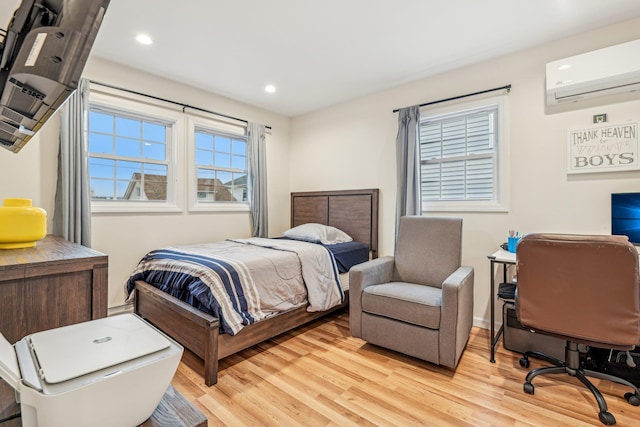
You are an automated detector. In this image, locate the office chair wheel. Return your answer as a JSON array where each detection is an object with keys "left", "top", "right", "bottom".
[
  {"left": 624, "top": 392, "right": 640, "bottom": 406},
  {"left": 598, "top": 411, "right": 616, "bottom": 425},
  {"left": 523, "top": 382, "right": 534, "bottom": 394},
  {"left": 519, "top": 357, "right": 530, "bottom": 368}
]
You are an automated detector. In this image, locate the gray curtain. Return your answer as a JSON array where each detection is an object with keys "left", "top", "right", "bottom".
[
  {"left": 53, "top": 78, "right": 92, "bottom": 246},
  {"left": 395, "top": 105, "right": 421, "bottom": 237},
  {"left": 247, "top": 122, "right": 268, "bottom": 237}
]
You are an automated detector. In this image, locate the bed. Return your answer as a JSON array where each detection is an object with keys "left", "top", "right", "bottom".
[{"left": 129, "top": 188, "right": 379, "bottom": 386}]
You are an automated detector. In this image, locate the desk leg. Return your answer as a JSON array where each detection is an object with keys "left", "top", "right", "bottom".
[
  {"left": 492, "top": 324, "right": 504, "bottom": 360},
  {"left": 490, "top": 259, "right": 496, "bottom": 362},
  {"left": 503, "top": 263, "right": 508, "bottom": 285},
  {"left": 490, "top": 261, "right": 510, "bottom": 362}
]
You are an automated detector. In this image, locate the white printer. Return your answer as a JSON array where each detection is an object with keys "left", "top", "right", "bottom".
[{"left": 0, "top": 313, "right": 183, "bottom": 427}]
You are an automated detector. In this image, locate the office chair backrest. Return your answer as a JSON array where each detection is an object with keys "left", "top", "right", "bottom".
[
  {"left": 516, "top": 233, "right": 640, "bottom": 348},
  {"left": 393, "top": 216, "right": 462, "bottom": 288}
]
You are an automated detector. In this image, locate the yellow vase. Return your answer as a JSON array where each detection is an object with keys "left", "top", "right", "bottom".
[{"left": 0, "top": 198, "right": 47, "bottom": 249}]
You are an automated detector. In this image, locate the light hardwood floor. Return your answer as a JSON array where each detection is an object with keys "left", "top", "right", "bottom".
[{"left": 171, "top": 309, "right": 639, "bottom": 426}]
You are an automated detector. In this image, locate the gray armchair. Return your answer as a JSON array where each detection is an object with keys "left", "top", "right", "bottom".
[{"left": 349, "top": 216, "right": 474, "bottom": 368}]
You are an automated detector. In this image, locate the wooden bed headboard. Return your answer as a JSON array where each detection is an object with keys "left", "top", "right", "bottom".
[{"left": 290, "top": 189, "right": 379, "bottom": 259}]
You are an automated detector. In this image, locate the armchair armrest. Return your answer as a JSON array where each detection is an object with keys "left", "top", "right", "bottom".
[
  {"left": 349, "top": 256, "right": 395, "bottom": 338},
  {"left": 442, "top": 266, "right": 474, "bottom": 290},
  {"left": 439, "top": 265, "right": 474, "bottom": 368},
  {"left": 350, "top": 256, "right": 394, "bottom": 288}
]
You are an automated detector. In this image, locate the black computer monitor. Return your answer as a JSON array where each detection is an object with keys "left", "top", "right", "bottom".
[{"left": 611, "top": 192, "right": 640, "bottom": 245}]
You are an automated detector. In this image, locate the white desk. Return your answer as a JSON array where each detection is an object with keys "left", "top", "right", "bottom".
[
  {"left": 487, "top": 249, "right": 516, "bottom": 362},
  {"left": 490, "top": 249, "right": 516, "bottom": 264}
]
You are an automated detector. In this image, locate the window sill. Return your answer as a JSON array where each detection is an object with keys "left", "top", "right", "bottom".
[
  {"left": 188, "top": 202, "right": 250, "bottom": 213},
  {"left": 422, "top": 200, "right": 508, "bottom": 213},
  {"left": 91, "top": 202, "right": 182, "bottom": 215}
]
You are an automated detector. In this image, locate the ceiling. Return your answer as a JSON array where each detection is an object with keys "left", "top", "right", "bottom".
[{"left": 3, "top": 1, "right": 640, "bottom": 117}]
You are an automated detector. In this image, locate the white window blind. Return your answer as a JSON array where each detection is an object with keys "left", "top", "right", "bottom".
[{"left": 420, "top": 104, "right": 498, "bottom": 202}]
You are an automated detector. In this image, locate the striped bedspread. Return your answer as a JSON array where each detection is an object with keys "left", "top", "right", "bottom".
[{"left": 125, "top": 238, "right": 343, "bottom": 335}]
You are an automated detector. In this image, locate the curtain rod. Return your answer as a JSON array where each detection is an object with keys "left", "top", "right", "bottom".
[
  {"left": 88, "top": 80, "right": 272, "bottom": 130},
  {"left": 392, "top": 84, "right": 512, "bottom": 113}
]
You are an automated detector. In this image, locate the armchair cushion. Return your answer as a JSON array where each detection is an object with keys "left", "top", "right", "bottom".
[{"left": 362, "top": 282, "right": 442, "bottom": 329}]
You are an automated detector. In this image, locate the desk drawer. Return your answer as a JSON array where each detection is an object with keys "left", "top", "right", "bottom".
[{"left": 503, "top": 302, "right": 565, "bottom": 361}]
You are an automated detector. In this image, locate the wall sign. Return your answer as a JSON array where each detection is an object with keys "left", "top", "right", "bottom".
[{"left": 567, "top": 121, "right": 639, "bottom": 174}]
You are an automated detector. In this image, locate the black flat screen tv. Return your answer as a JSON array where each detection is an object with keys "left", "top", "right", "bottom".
[
  {"left": 611, "top": 192, "right": 640, "bottom": 245},
  {"left": 0, "top": 0, "right": 110, "bottom": 153}
]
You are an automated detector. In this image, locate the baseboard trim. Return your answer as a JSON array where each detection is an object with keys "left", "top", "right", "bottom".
[
  {"left": 108, "top": 303, "right": 134, "bottom": 316},
  {"left": 473, "top": 316, "right": 494, "bottom": 330}
]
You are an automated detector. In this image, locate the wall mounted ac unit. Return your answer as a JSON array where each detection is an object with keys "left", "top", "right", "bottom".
[{"left": 546, "top": 39, "right": 640, "bottom": 105}]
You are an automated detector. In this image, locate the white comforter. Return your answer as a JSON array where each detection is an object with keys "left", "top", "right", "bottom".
[
  {"left": 126, "top": 238, "right": 343, "bottom": 335},
  {"left": 231, "top": 238, "right": 344, "bottom": 312}
]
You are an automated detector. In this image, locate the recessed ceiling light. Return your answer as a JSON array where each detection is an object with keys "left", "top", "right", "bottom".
[
  {"left": 136, "top": 34, "right": 153, "bottom": 45},
  {"left": 265, "top": 84, "right": 276, "bottom": 93},
  {"left": 558, "top": 64, "right": 572, "bottom": 71}
]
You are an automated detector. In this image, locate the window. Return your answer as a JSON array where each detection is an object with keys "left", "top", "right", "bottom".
[
  {"left": 86, "top": 88, "right": 252, "bottom": 214},
  {"left": 194, "top": 128, "right": 248, "bottom": 203},
  {"left": 87, "top": 91, "right": 184, "bottom": 213},
  {"left": 88, "top": 109, "right": 170, "bottom": 201},
  {"left": 420, "top": 95, "right": 508, "bottom": 212},
  {"left": 188, "top": 117, "right": 250, "bottom": 212}
]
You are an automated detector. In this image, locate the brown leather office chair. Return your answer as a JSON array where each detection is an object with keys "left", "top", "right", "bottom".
[{"left": 515, "top": 233, "right": 640, "bottom": 425}]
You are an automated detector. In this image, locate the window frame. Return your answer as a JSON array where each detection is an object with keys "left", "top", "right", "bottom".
[
  {"left": 186, "top": 116, "right": 250, "bottom": 213},
  {"left": 87, "top": 91, "right": 185, "bottom": 214},
  {"left": 420, "top": 94, "right": 509, "bottom": 213}
]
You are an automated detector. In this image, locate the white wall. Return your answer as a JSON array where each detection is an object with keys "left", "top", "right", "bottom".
[
  {"left": 0, "top": 117, "right": 59, "bottom": 232},
  {"left": 289, "top": 18, "right": 640, "bottom": 328}
]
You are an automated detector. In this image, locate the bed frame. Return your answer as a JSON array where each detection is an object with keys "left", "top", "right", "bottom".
[{"left": 133, "top": 188, "right": 379, "bottom": 386}]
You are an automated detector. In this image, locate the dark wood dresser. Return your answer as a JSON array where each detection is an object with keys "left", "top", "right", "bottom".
[{"left": 0, "top": 234, "right": 108, "bottom": 343}]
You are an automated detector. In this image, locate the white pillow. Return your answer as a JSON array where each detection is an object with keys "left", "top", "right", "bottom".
[{"left": 284, "top": 223, "right": 352, "bottom": 245}]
